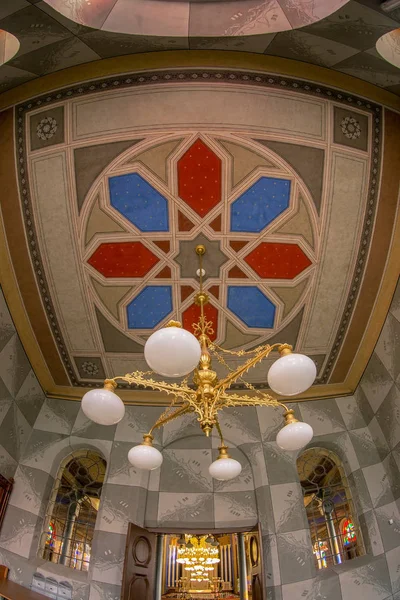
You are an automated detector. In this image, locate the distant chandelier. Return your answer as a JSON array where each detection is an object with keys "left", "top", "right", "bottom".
[
  {"left": 82, "top": 245, "right": 315, "bottom": 481},
  {"left": 177, "top": 535, "right": 220, "bottom": 569},
  {"left": 177, "top": 535, "right": 220, "bottom": 582}
]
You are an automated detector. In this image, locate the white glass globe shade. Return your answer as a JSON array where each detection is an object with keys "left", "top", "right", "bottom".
[
  {"left": 276, "top": 421, "right": 314, "bottom": 451},
  {"left": 128, "top": 444, "right": 163, "bottom": 470},
  {"left": 209, "top": 457, "right": 242, "bottom": 481},
  {"left": 81, "top": 388, "right": 125, "bottom": 425},
  {"left": 267, "top": 353, "right": 317, "bottom": 396},
  {"left": 144, "top": 326, "right": 201, "bottom": 377}
]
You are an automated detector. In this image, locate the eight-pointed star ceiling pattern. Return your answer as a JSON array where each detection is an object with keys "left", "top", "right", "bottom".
[
  {"left": 0, "top": 66, "right": 398, "bottom": 403},
  {"left": 83, "top": 135, "right": 315, "bottom": 343}
]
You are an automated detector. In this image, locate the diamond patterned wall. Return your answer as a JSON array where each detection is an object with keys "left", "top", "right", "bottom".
[
  {"left": 0, "top": 287, "right": 45, "bottom": 480},
  {"left": 0, "top": 281, "right": 399, "bottom": 600}
]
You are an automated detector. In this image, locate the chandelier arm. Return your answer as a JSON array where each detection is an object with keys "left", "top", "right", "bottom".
[
  {"left": 111, "top": 372, "right": 193, "bottom": 400},
  {"left": 209, "top": 340, "right": 269, "bottom": 357},
  {"left": 208, "top": 390, "right": 230, "bottom": 432},
  {"left": 214, "top": 342, "right": 292, "bottom": 393},
  {"left": 192, "top": 389, "right": 210, "bottom": 432},
  {"left": 215, "top": 419, "right": 225, "bottom": 446},
  {"left": 219, "top": 392, "right": 289, "bottom": 412},
  {"left": 147, "top": 404, "right": 194, "bottom": 435},
  {"left": 211, "top": 346, "right": 271, "bottom": 397}
]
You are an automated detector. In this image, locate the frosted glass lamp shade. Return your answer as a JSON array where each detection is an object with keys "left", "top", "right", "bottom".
[
  {"left": 267, "top": 353, "right": 317, "bottom": 396},
  {"left": 276, "top": 421, "right": 314, "bottom": 451},
  {"left": 81, "top": 388, "right": 125, "bottom": 425},
  {"left": 209, "top": 457, "right": 242, "bottom": 481},
  {"left": 128, "top": 444, "right": 163, "bottom": 470},
  {"left": 144, "top": 325, "right": 201, "bottom": 377},
  {"left": 209, "top": 447, "right": 242, "bottom": 481}
]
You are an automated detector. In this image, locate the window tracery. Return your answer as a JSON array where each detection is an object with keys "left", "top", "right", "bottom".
[
  {"left": 297, "top": 447, "right": 363, "bottom": 569},
  {"left": 41, "top": 450, "right": 106, "bottom": 571}
]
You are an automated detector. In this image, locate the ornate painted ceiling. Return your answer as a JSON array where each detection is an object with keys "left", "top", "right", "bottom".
[
  {"left": 0, "top": 65, "right": 398, "bottom": 402},
  {"left": 0, "top": 1, "right": 400, "bottom": 96}
]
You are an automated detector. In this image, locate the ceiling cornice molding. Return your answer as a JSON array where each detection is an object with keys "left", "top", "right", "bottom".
[
  {"left": 0, "top": 110, "right": 56, "bottom": 392},
  {"left": 339, "top": 109, "right": 400, "bottom": 391},
  {"left": 0, "top": 51, "right": 399, "bottom": 112}
]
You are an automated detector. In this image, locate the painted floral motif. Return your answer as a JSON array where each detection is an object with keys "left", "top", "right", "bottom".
[
  {"left": 81, "top": 361, "right": 99, "bottom": 376},
  {"left": 36, "top": 117, "right": 57, "bottom": 141},
  {"left": 341, "top": 116, "right": 361, "bottom": 140}
]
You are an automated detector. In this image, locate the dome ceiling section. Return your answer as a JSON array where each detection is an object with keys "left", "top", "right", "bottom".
[
  {"left": 1, "top": 3, "right": 400, "bottom": 95},
  {"left": 42, "top": 0, "right": 351, "bottom": 37}
]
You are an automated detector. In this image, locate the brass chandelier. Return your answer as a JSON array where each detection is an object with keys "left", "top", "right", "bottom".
[
  {"left": 177, "top": 535, "right": 220, "bottom": 583},
  {"left": 82, "top": 245, "right": 316, "bottom": 481}
]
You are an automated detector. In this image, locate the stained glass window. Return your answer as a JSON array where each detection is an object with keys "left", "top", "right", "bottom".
[
  {"left": 40, "top": 450, "right": 106, "bottom": 571},
  {"left": 297, "top": 448, "right": 363, "bottom": 569},
  {"left": 45, "top": 521, "right": 56, "bottom": 550},
  {"left": 342, "top": 518, "right": 357, "bottom": 545}
]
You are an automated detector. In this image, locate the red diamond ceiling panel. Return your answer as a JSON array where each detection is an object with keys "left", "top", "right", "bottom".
[
  {"left": 88, "top": 242, "right": 159, "bottom": 278},
  {"left": 245, "top": 243, "right": 312, "bottom": 279},
  {"left": 178, "top": 139, "right": 222, "bottom": 217}
]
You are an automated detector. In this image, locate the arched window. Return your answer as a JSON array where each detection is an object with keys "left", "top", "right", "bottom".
[
  {"left": 297, "top": 447, "right": 363, "bottom": 570},
  {"left": 41, "top": 449, "right": 106, "bottom": 571}
]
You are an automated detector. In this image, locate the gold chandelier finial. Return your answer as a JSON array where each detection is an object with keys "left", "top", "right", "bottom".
[{"left": 165, "top": 320, "right": 182, "bottom": 328}]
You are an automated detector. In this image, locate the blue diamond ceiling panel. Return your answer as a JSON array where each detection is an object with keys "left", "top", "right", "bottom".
[
  {"left": 127, "top": 286, "right": 173, "bottom": 329},
  {"left": 109, "top": 172, "right": 169, "bottom": 232},
  {"left": 231, "top": 177, "right": 291, "bottom": 233},
  {"left": 227, "top": 286, "right": 276, "bottom": 329}
]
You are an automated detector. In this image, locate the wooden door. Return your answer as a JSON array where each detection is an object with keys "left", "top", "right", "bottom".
[
  {"left": 121, "top": 523, "right": 157, "bottom": 600},
  {"left": 0, "top": 474, "right": 13, "bottom": 534},
  {"left": 248, "top": 525, "right": 265, "bottom": 600}
]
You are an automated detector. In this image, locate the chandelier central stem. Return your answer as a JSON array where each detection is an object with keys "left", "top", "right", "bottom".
[
  {"left": 194, "top": 244, "right": 213, "bottom": 371},
  {"left": 196, "top": 244, "right": 206, "bottom": 305},
  {"left": 194, "top": 244, "right": 211, "bottom": 338}
]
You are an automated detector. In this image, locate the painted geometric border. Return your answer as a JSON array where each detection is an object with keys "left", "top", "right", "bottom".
[{"left": 14, "top": 68, "right": 382, "bottom": 389}]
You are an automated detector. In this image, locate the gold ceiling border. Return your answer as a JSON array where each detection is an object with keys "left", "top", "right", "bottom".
[
  {"left": 0, "top": 51, "right": 400, "bottom": 112},
  {"left": 0, "top": 195, "right": 55, "bottom": 393},
  {"left": 341, "top": 112, "right": 400, "bottom": 391},
  {"left": 0, "top": 110, "right": 56, "bottom": 392}
]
